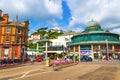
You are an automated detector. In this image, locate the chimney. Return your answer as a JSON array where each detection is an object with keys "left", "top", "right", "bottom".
[
  {"left": 24, "top": 20, "right": 29, "bottom": 26},
  {"left": 0, "top": 10, "right": 2, "bottom": 17},
  {"left": 1, "top": 14, "right": 9, "bottom": 24}
]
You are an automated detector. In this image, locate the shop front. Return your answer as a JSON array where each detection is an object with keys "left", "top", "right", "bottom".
[{"left": 68, "top": 52, "right": 79, "bottom": 61}]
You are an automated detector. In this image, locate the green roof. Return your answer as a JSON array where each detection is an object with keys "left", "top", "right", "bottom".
[
  {"left": 28, "top": 48, "right": 37, "bottom": 51},
  {"left": 68, "top": 41, "right": 120, "bottom": 45},
  {"left": 73, "top": 31, "right": 119, "bottom": 38}
]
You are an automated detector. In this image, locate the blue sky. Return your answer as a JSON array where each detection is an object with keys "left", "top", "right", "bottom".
[{"left": 0, "top": 0, "right": 120, "bottom": 35}]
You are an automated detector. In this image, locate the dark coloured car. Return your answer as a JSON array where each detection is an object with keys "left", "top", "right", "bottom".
[{"left": 80, "top": 56, "right": 92, "bottom": 62}]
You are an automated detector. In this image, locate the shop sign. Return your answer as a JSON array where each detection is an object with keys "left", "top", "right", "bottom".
[
  {"left": 115, "top": 49, "right": 120, "bottom": 52},
  {"left": 70, "top": 50, "right": 74, "bottom": 52},
  {"left": 80, "top": 50, "right": 92, "bottom": 55},
  {"left": 75, "top": 49, "right": 79, "bottom": 52}
]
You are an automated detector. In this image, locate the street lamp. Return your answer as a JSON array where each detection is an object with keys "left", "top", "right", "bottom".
[
  {"left": 96, "top": 49, "right": 98, "bottom": 60},
  {"left": 44, "top": 33, "right": 49, "bottom": 66},
  {"left": 105, "top": 39, "right": 109, "bottom": 60},
  {"left": 36, "top": 42, "right": 39, "bottom": 56},
  {"left": 45, "top": 40, "right": 48, "bottom": 60}
]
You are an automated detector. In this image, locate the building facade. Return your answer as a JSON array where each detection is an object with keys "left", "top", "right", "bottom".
[
  {"left": 36, "top": 33, "right": 74, "bottom": 59},
  {"left": 28, "top": 34, "right": 42, "bottom": 41},
  {"left": 0, "top": 10, "right": 29, "bottom": 61},
  {"left": 68, "top": 20, "right": 120, "bottom": 61}
]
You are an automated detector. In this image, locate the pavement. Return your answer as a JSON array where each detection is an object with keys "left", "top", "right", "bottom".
[
  {"left": 11, "top": 63, "right": 101, "bottom": 80},
  {"left": 0, "top": 61, "right": 50, "bottom": 79},
  {"left": 0, "top": 60, "right": 120, "bottom": 80}
]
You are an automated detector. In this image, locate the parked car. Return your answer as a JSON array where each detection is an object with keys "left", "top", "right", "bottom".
[
  {"left": 80, "top": 56, "right": 92, "bottom": 62},
  {"left": 36, "top": 57, "right": 42, "bottom": 62}
]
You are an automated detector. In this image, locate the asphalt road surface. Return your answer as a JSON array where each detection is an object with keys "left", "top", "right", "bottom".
[
  {"left": 7, "top": 64, "right": 101, "bottom": 80},
  {"left": 0, "top": 61, "right": 120, "bottom": 80}
]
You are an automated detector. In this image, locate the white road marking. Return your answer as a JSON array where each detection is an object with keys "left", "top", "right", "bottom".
[
  {"left": 20, "top": 71, "right": 29, "bottom": 78},
  {"left": 7, "top": 72, "right": 30, "bottom": 80},
  {"left": 9, "top": 71, "right": 51, "bottom": 80}
]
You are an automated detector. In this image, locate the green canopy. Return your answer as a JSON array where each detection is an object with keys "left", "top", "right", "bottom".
[
  {"left": 68, "top": 53, "right": 74, "bottom": 56},
  {"left": 68, "top": 53, "right": 79, "bottom": 56},
  {"left": 28, "top": 48, "right": 37, "bottom": 51},
  {"left": 74, "top": 53, "right": 79, "bottom": 56}
]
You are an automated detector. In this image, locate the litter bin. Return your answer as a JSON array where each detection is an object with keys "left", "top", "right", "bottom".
[{"left": 46, "top": 57, "right": 50, "bottom": 67}]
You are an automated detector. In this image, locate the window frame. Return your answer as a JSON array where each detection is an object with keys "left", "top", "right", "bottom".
[
  {"left": 6, "top": 27, "right": 10, "bottom": 33},
  {"left": 4, "top": 48, "right": 9, "bottom": 58},
  {"left": 5, "top": 36, "right": 10, "bottom": 43},
  {"left": 16, "top": 37, "right": 21, "bottom": 43},
  {"left": 18, "top": 28, "right": 21, "bottom": 34}
]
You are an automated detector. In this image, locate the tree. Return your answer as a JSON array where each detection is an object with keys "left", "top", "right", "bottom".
[
  {"left": 31, "top": 28, "right": 64, "bottom": 39},
  {"left": 28, "top": 41, "right": 37, "bottom": 49},
  {"left": 48, "top": 30, "right": 64, "bottom": 39}
]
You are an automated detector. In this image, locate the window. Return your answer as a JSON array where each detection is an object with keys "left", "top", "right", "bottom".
[
  {"left": 4, "top": 49, "right": 9, "bottom": 58},
  {"left": 100, "top": 45, "right": 106, "bottom": 49},
  {"left": 17, "top": 37, "right": 21, "bottom": 43},
  {"left": 93, "top": 45, "right": 98, "bottom": 50},
  {"left": 18, "top": 28, "right": 21, "bottom": 34},
  {"left": 6, "top": 36, "right": 10, "bottom": 42},
  {"left": 6, "top": 27, "right": 10, "bottom": 33}
]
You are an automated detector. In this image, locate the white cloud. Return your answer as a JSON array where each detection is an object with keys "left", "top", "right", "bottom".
[
  {"left": 111, "top": 28, "right": 120, "bottom": 34},
  {"left": 66, "top": 0, "right": 120, "bottom": 33},
  {"left": 1, "top": 0, "right": 120, "bottom": 34},
  {"left": 0, "top": 0, "right": 62, "bottom": 21}
]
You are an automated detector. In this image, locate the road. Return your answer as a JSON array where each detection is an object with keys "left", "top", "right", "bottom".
[
  {"left": 5, "top": 63, "right": 101, "bottom": 80},
  {"left": 0, "top": 61, "right": 120, "bottom": 80}
]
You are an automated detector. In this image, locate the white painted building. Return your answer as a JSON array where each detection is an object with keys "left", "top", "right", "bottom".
[
  {"left": 50, "top": 26, "right": 63, "bottom": 33},
  {"left": 28, "top": 34, "right": 42, "bottom": 40},
  {"left": 50, "top": 34, "right": 73, "bottom": 47},
  {"left": 28, "top": 34, "right": 43, "bottom": 43}
]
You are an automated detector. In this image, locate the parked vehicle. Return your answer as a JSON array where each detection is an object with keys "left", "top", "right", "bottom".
[
  {"left": 36, "top": 56, "right": 42, "bottom": 62},
  {"left": 80, "top": 56, "right": 92, "bottom": 62}
]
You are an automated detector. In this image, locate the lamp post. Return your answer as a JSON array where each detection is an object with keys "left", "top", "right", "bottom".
[
  {"left": 45, "top": 41, "right": 48, "bottom": 60},
  {"left": 36, "top": 42, "right": 39, "bottom": 56},
  {"left": 96, "top": 49, "right": 98, "bottom": 60},
  {"left": 44, "top": 33, "right": 49, "bottom": 66},
  {"left": 67, "top": 30, "right": 71, "bottom": 59},
  {"left": 105, "top": 39, "right": 109, "bottom": 61}
]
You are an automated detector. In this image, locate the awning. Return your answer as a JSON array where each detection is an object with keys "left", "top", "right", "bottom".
[
  {"left": 68, "top": 53, "right": 79, "bottom": 56},
  {"left": 69, "top": 53, "right": 74, "bottom": 56},
  {"left": 74, "top": 53, "right": 79, "bottom": 56}
]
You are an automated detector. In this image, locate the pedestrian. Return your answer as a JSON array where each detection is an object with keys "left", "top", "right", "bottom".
[
  {"left": 64, "top": 56, "right": 67, "bottom": 60},
  {"left": 30, "top": 58, "right": 34, "bottom": 64}
]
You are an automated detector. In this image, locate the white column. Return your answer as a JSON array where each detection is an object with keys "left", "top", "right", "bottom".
[
  {"left": 46, "top": 41, "right": 48, "bottom": 59},
  {"left": 106, "top": 39, "right": 109, "bottom": 60},
  {"left": 73, "top": 46, "right": 75, "bottom": 62},
  {"left": 37, "top": 43, "right": 39, "bottom": 51},
  {"left": 78, "top": 45, "right": 80, "bottom": 61},
  {"left": 36, "top": 42, "right": 39, "bottom": 56},
  {"left": 91, "top": 44, "right": 94, "bottom": 61}
]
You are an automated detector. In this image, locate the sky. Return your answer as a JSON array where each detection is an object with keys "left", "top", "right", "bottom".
[{"left": 0, "top": 0, "right": 120, "bottom": 35}]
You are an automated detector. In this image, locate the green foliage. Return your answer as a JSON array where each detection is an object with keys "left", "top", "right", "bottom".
[
  {"left": 32, "top": 30, "right": 46, "bottom": 36},
  {"left": 50, "top": 54, "right": 54, "bottom": 59},
  {"left": 29, "top": 27, "right": 64, "bottom": 49},
  {"left": 48, "top": 30, "right": 64, "bottom": 39},
  {"left": 31, "top": 27, "right": 64, "bottom": 39},
  {"left": 54, "top": 53, "right": 58, "bottom": 57},
  {"left": 28, "top": 41, "right": 37, "bottom": 49}
]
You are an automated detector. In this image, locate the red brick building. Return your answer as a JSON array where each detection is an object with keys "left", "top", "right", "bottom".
[{"left": 0, "top": 10, "right": 29, "bottom": 62}]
